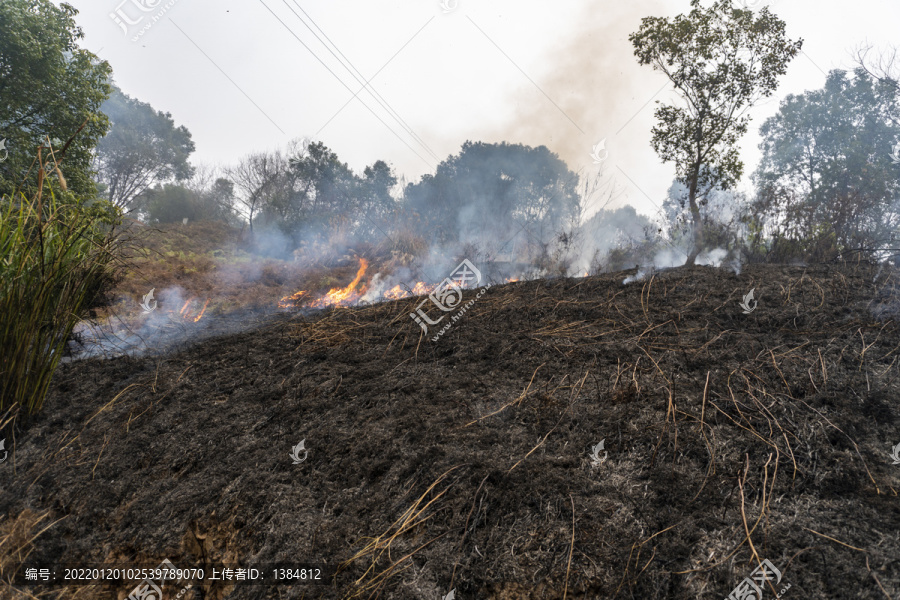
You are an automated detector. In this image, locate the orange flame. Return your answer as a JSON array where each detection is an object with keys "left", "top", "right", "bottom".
[
  {"left": 411, "top": 281, "right": 433, "bottom": 295},
  {"left": 173, "top": 297, "right": 210, "bottom": 321},
  {"left": 193, "top": 298, "right": 210, "bottom": 322},
  {"left": 310, "top": 258, "right": 369, "bottom": 308},
  {"left": 383, "top": 281, "right": 435, "bottom": 300},
  {"left": 278, "top": 290, "right": 306, "bottom": 309},
  {"left": 279, "top": 258, "right": 371, "bottom": 309}
]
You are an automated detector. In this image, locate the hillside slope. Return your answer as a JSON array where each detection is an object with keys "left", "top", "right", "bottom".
[{"left": 2, "top": 262, "right": 900, "bottom": 600}]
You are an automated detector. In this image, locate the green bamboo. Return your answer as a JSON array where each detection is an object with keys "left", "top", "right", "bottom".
[{"left": 0, "top": 176, "right": 122, "bottom": 414}]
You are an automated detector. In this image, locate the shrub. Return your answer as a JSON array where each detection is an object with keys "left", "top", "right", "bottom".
[{"left": 0, "top": 169, "right": 123, "bottom": 415}]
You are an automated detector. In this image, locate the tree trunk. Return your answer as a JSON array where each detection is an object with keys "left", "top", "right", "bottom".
[{"left": 685, "top": 173, "right": 703, "bottom": 266}]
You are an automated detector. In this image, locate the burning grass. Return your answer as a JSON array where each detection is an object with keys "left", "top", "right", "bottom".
[{"left": 2, "top": 262, "right": 899, "bottom": 599}]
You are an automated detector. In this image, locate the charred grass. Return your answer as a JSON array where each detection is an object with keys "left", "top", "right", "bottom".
[{"left": 1, "top": 262, "right": 899, "bottom": 599}]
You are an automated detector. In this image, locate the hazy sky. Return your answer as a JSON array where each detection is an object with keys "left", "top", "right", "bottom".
[{"left": 68, "top": 0, "right": 899, "bottom": 221}]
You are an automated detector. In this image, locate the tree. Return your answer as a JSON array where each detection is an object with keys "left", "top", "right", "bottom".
[
  {"left": 229, "top": 151, "right": 285, "bottom": 236},
  {"left": 140, "top": 177, "right": 238, "bottom": 225},
  {"left": 403, "top": 141, "right": 580, "bottom": 254},
  {"left": 0, "top": 0, "right": 112, "bottom": 199},
  {"left": 357, "top": 160, "right": 398, "bottom": 240},
  {"left": 854, "top": 44, "right": 900, "bottom": 97},
  {"left": 753, "top": 68, "right": 900, "bottom": 259},
  {"left": 629, "top": 0, "right": 802, "bottom": 265},
  {"left": 289, "top": 142, "right": 358, "bottom": 222},
  {"left": 142, "top": 183, "right": 197, "bottom": 224},
  {"left": 663, "top": 178, "right": 749, "bottom": 260},
  {"left": 93, "top": 86, "right": 195, "bottom": 212}
]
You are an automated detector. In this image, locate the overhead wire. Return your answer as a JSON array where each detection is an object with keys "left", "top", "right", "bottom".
[
  {"left": 257, "top": 0, "right": 436, "bottom": 169},
  {"left": 287, "top": 0, "right": 441, "bottom": 162}
]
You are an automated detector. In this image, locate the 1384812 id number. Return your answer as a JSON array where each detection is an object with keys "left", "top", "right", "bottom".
[{"left": 273, "top": 568, "right": 322, "bottom": 581}]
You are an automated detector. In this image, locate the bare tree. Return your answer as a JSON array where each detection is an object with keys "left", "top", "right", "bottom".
[
  {"left": 854, "top": 43, "right": 900, "bottom": 125},
  {"left": 228, "top": 151, "right": 283, "bottom": 236}
]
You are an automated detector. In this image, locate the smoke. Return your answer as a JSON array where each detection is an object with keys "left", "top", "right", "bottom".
[
  {"left": 64, "top": 283, "right": 285, "bottom": 361},
  {"left": 488, "top": 0, "right": 670, "bottom": 180}
]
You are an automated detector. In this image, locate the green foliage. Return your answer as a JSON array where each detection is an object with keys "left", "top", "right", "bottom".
[
  {"left": 0, "top": 0, "right": 112, "bottom": 199},
  {"left": 403, "top": 141, "right": 580, "bottom": 247},
  {"left": 629, "top": 0, "right": 801, "bottom": 264},
  {"left": 140, "top": 179, "right": 238, "bottom": 225},
  {"left": 94, "top": 86, "right": 195, "bottom": 211},
  {"left": 0, "top": 183, "right": 124, "bottom": 415},
  {"left": 753, "top": 68, "right": 900, "bottom": 258}
]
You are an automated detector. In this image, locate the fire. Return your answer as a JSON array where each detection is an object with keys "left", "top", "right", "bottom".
[
  {"left": 174, "top": 297, "right": 210, "bottom": 321},
  {"left": 383, "top": 281, "right": 436, "bottom": 301},
  {"left": 310, "top": 258, "right": 369, "bottom": 308},
  {"left": 383, "top": 284, "right": 409, "bottom": 301},
  {"left": 505, "top": 277, "right": 520, "bottom": 283},
  {"left": 411, "top": 281, "right": 433, "bottom": 295},
  {"left": 278, "top": 290, "right": 306, "bottom": 309},
  {"left": 193, "top": 298, "right": 210, "bottom": 322},
  {"left": 277, "top": 257, "right": 514, "bottom": 310},
  {"left": 280, "top": 258, "right": 371, "bottom": 309}
]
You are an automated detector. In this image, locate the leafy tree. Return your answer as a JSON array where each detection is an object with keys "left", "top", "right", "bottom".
[
  {"left": 142, "top": 183, "right": 197, "bottom": 224},
  {"left": 629, "top": 0, "right": 802, "bottom": 264},
  {"left": 356, "top": 160, "right": 398, "bottom": 239},
  {"left": 141, "top": 178, "right": 238, "bottom": 225},
  {"left": 289, "top": 142, "right": 358, "bottom": 221},
  {"left": 753, "top": 68, "right": 900, "bottom": 258},
  {"left": 93, "top": 86, "right": 195, "bottom": 212},
  {"left": 0, "top": 0, "right": 112, "bottom": 199},
  {"left": 403, "top": 141, "right": 580, "bottom": 253},
  {"left": 204, "top": 177, "right": 239, "bottom": 226}
]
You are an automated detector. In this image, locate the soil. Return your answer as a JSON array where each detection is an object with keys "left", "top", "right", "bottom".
[{"left": 1, "top": 262, "right": 899, "bottom": 600}]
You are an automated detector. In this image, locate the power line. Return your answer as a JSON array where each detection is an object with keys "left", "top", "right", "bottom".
[
  {"left": 287, "top": 0, "right": 440, "bottom": 162},
  {"left": 257, "top": 0, "right": 435, "bottom": 169}
]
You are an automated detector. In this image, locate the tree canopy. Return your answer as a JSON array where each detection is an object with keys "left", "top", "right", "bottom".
[
  {"left": 403, "top": 141, "right": 580, "bottom": 253},
  {"left": 629, "top": 0, "right": 802, "bottom": 264},
  {"left": 93, "top": 86, "right": 195, "bottom": 212},
  {"left": 753, "top": 68, "right": 900, "bottom": 258},
  {"left": 0, "top": 0, "right": 112, "bottom": 199}
]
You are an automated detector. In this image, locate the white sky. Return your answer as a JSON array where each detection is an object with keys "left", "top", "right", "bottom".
[{"left": 68, "top": 0, "right": 899, "bottom": 221}]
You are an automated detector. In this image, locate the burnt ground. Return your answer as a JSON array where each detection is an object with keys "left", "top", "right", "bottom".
[{"left": 1, "top": 262, "right": 900, "bottom": 600}]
